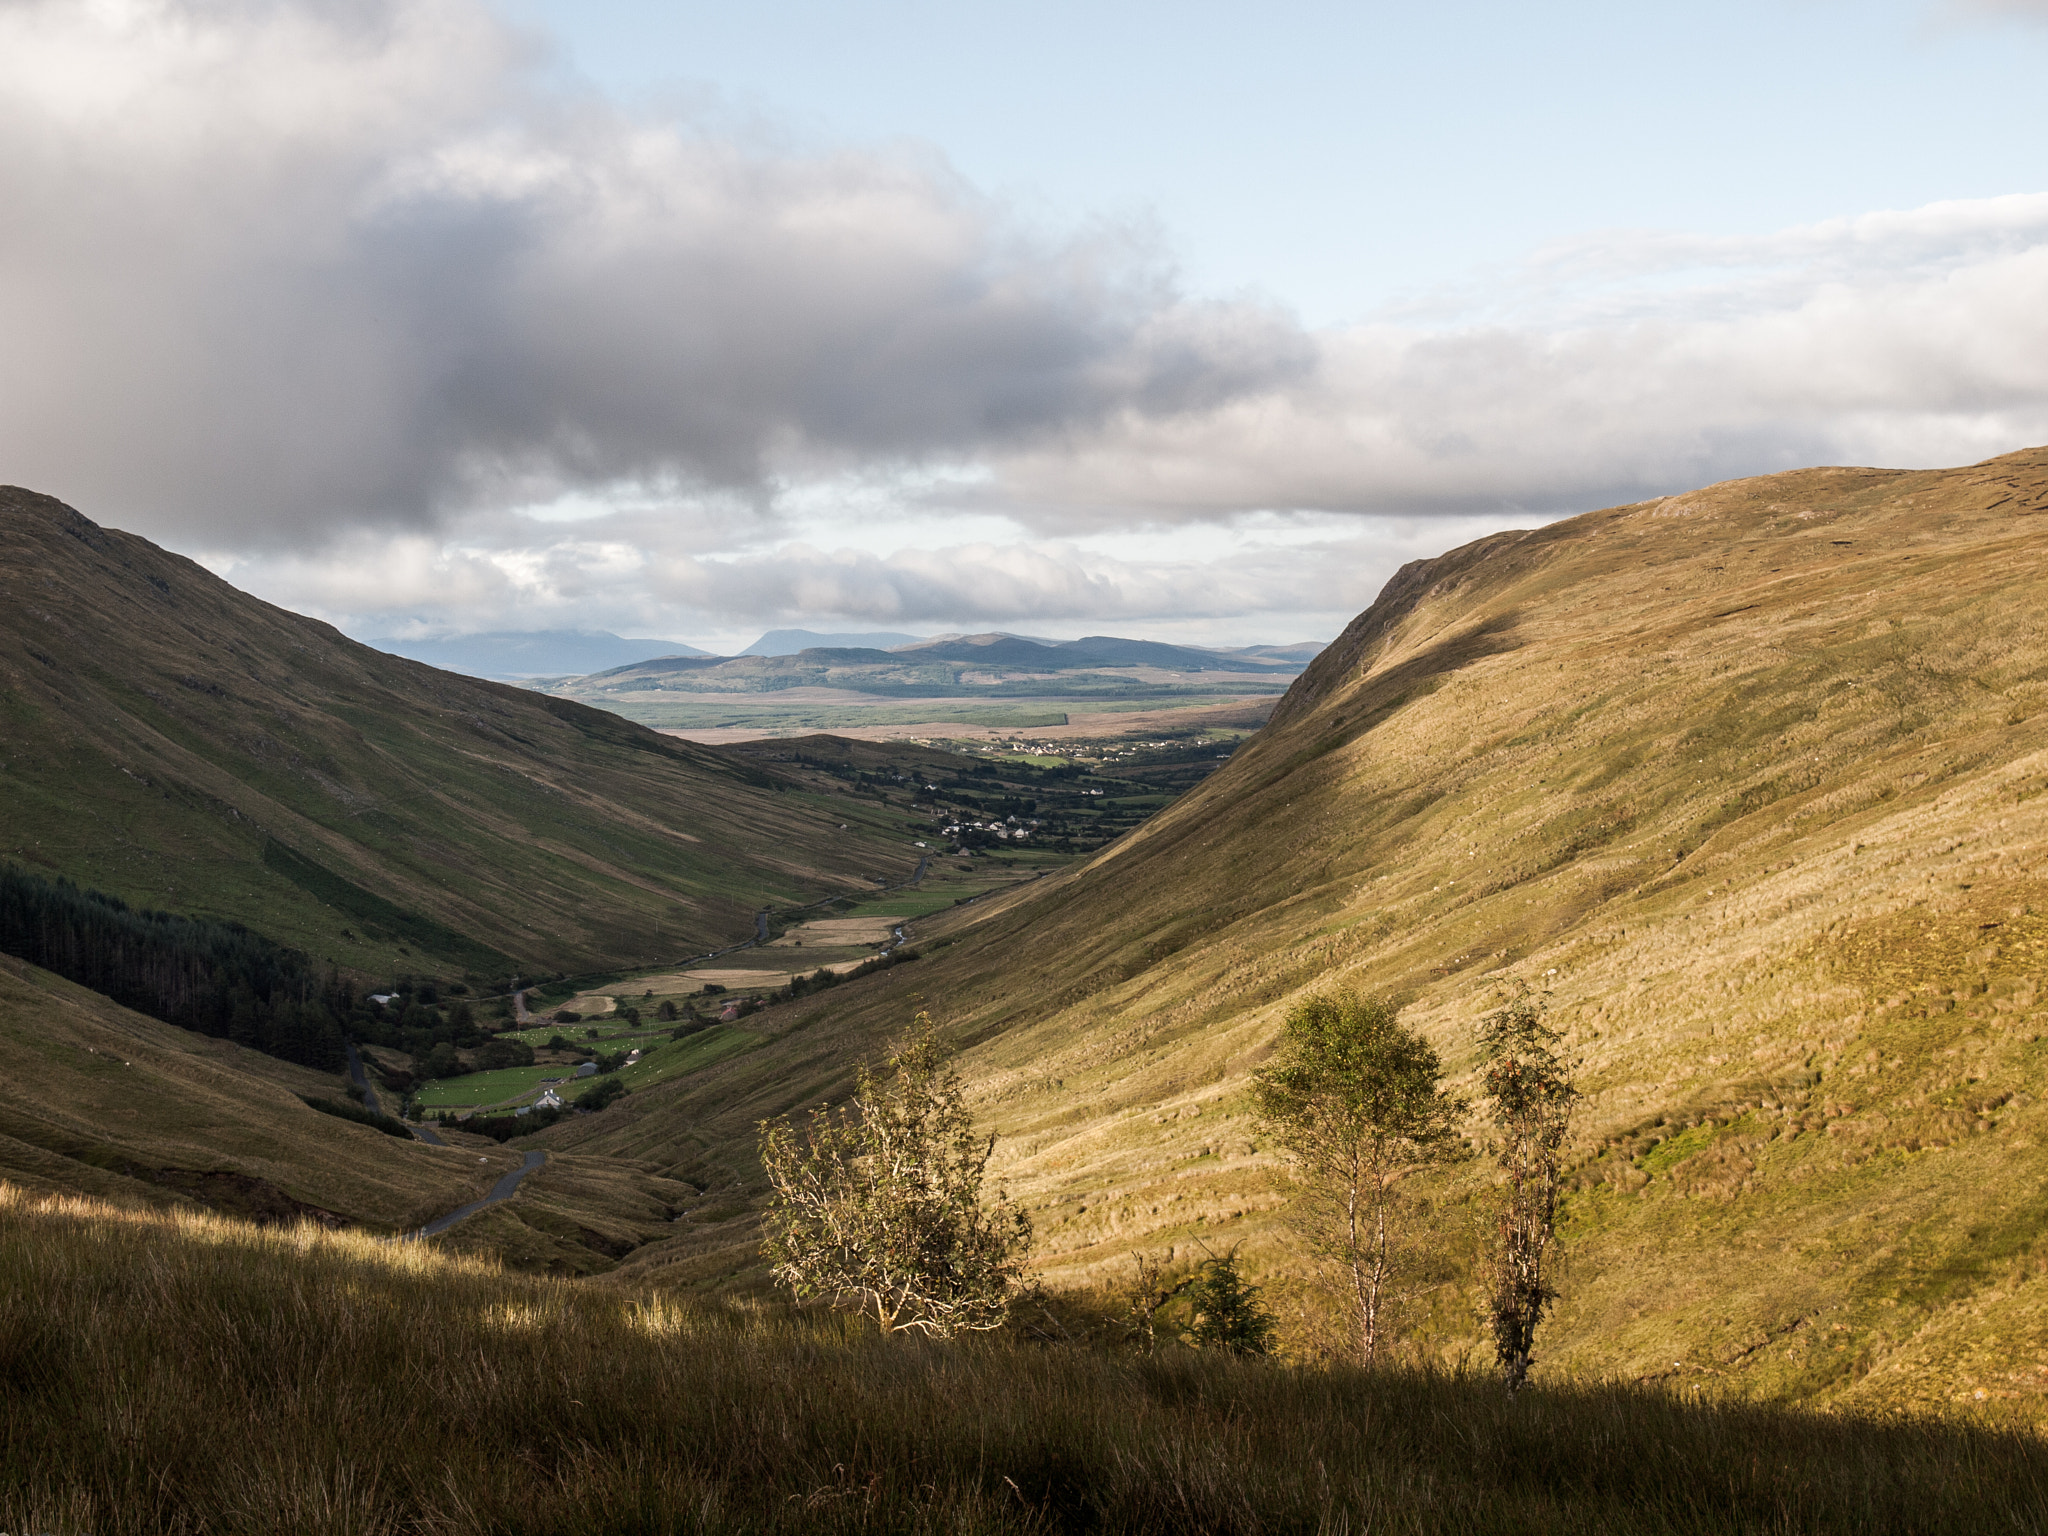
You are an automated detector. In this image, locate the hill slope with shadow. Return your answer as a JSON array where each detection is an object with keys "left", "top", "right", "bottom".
[{"left": 548, "top": 445, "right": 2048, "bottom": 1419}]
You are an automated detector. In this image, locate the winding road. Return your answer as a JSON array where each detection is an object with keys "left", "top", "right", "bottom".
[
  {"left": 415, "top": 1150, "right": 546, "bottom": 1238},
  {"left": 347, "top": 1042, "right": 446, "bottom": 1146}
]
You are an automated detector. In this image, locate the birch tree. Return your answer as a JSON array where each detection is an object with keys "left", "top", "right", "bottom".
[
  {"left": 1479, "top": 986, "right": 1577, "bottom": 1394},
  {"left": 1252, "top": 991, "right": 1460, "bottom": 1363}
]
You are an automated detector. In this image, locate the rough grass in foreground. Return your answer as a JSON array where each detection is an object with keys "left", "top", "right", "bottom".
[{"left": 3, "top": 1185, "right": 2045, "bottom": 1534}]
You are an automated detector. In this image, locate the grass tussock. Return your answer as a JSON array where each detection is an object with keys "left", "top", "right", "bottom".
[{"left": 4, "top": 1185, "right": 2045, "bottom": 1534}]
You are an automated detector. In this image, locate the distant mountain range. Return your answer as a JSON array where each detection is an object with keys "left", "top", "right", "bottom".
[
  {"left": 366, "top": 630, "right": 710, "bottom": 679},
  {"left": 547, "top": 632, "right": 1324, "bottom": 725},
  {"left": 364, "top": 627, "right": 1331, "bottom": 684},
  {"left": 740, "top": 629, "right": 925, "bottom": 656}
]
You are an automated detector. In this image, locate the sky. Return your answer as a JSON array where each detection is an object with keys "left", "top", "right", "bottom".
[{"left": 3, "top": 0, "right": 2048, "bottom": 653}]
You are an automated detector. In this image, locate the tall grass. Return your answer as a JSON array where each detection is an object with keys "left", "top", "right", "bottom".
[{"left": 2, "top": 1183, "right": 2043, "bottom": 1534}]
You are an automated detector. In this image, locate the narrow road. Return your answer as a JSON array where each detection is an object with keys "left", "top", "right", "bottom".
[
  {"left": 415, "top": 1150, "right": 545, "bottom": 1238},
  {"left": 347, "top": 1041, "right": 445, "bottom": 1146}
]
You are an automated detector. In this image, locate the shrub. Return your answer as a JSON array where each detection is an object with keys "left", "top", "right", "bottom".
[
  {"left": 578, "top": 1076, "right": 627, "bottom": 1112},
  {"left": 297, "top": 1095, "right": 412, "bottom": 1140},
  {"left": 1480, "top": 985, "right": 1578, "bottom": 1395},
  {"left": 758, "top": 1012, "right": 1030, "bottom": 1336}
]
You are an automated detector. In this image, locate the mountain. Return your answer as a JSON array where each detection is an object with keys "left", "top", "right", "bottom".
[
  {"left": 540, "top": 446, "right": 2048, "bottom": 1417},
  {"left": 880, "top": 634, "right": 1276, "bottom": 673},
  {"left": 740, "top": 628, "right": 924, "bottom": 656},
  {"left": 550, "top": 633, "right": 1310, "bottom": 730},
  {"left": 0, "top": 487, "right": 920, "bottom": 980},
  {"left": 1228, "top": 640, "right": 1327, "bottom": 664},
  {"left": 365, "top": 630, "right": 709, "bottom": 680}
]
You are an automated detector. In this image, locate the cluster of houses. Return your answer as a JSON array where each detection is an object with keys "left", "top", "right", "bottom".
[{"left": 940, "top": 815, "right": 1039, "bottom": 843}]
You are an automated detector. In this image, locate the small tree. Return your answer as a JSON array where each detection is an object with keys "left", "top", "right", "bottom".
[
  {"left": 1125, "top": 1247, "right": 1277, "bottom": 1356},
  {"left": 1252, "top": 991, "right": 1461, "bottom": 1363},
  {"left": 759, "top": 1013, "right": 1031, "bottom": 1336},
  {"left": 1479, "top": 985, "right": 1577, "bottom": 1395}
]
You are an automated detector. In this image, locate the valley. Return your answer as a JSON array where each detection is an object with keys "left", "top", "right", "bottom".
[{"left": 8, "top": 449, "right": 2048, "bottom": 1506}]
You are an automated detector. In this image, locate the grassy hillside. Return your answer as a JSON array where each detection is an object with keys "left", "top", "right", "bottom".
[
  {"left": 536, "top": 446, "right": 2048, "bottom": 1417},
  {"left": 0, "top": 488, "right": 921, "bottom": 980},
  {"left": 0, "top": 952, "right": 491, "bottom": 1226},
  {"left": 4, "top": 1182, "right": 2042, "bottom": 1535}
]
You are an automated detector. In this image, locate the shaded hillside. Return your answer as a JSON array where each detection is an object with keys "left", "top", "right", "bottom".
[
  {"left": 547, "top": 446, "right": 2048, "bottom": 1417},
  {"left": 0, "top": 952, "right": 481, "bottom": 1227},
  {"left": 0, "top": 951, "right": 697, "bottom": 1267},
  {"left": 0, "top": 488, "right": 919, "bottom": 979}
]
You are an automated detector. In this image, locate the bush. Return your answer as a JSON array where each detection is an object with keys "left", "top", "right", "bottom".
[
  {"left": 578, "top": 1076, "right": 627, "bottom": 1112},
  {"left": 552, "top": 1009, "right": 582, "bottom": 1025},
  {"left": 759, "top": 1012, "right": 1030, "bottom": 1336},
  {"left": 297, "top": 1095, "right": 412, "bottom": 1140}
]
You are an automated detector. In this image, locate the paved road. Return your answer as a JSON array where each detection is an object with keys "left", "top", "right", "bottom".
[
  {"left": 416, "top": 1150, "right": 546, "bottom": 1238},
  {"left": 346, "top": 1041, "right": 445, "bottom": 1146}
]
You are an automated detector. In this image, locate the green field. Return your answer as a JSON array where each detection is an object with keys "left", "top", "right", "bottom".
[
  {"left": 424, "top": 1027, "right": 765, "bottom": 1112},
  {"left": 614, "top": 1026, "right": 760, "bottom": 1087},
  {"left": 414, "top": 1064, "right": 572, "bottom": 1109}
]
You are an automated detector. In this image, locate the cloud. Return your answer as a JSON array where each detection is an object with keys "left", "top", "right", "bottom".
[
  {"left": 206, "top": 504, "right": 1493, "bottom": 650},
  {"left": 0, "top": 0, "right": 1309, "bottom": 545},
  {"left": 12, "top": 0, "right": 2048, "bottom": 650},
  {"left": 983, "top": 196, "right": 2048, "bottom": 526},
  {"left": 1945, "top": 0, "right": 2048, "bottom": 18}
]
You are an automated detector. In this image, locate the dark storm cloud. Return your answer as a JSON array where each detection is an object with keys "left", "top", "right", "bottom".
[{"left": 0, "top": 0, "right": 1312, "bottom": 546}]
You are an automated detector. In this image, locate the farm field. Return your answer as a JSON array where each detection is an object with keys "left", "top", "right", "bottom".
[
  {"left": 414, "top": 1064, "right": 572, "bottom": 1109},
  {"left": 427, "top": 1027, "right": 766, "bottom": 1118}
]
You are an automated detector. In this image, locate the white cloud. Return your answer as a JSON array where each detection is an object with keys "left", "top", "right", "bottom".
[{"left": 975, "top": 195, "right": 2048, "bottom": 527}]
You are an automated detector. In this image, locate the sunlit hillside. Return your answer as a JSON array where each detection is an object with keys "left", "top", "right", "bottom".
[{"left": 543, "top": 446, "right": 2048, "bottom": 1416}]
